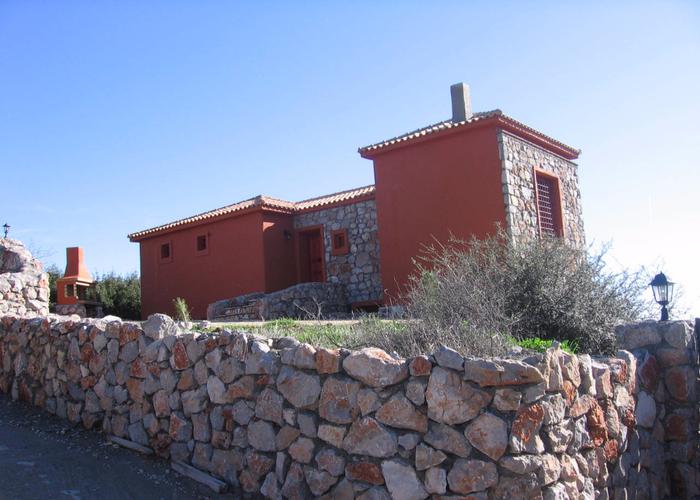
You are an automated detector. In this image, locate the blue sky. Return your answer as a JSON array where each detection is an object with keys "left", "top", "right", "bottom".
[{"left": 2, "top": 1, "right": 699, "bottom": 313}]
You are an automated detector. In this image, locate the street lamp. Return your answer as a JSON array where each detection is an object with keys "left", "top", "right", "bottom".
[
  {"left": 650, "top": 272, "right": 674, "bottom": 321},
  {"left": 2, "top": 223, "right": 9, "bottom": 239}
]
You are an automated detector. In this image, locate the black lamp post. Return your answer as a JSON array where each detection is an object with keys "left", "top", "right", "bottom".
[
  {"left": 650, "top": 272, "right": 674, "bottom": 321},
  {"left": 2, "top": 223, "right": 9, "bottom": 239}
]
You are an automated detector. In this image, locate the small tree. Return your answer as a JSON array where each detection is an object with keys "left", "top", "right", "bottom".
[{"left": 95, "top": 272, "right": 141, "bottom": 320}]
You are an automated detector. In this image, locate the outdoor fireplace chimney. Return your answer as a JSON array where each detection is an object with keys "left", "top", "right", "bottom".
[
  {"left": 56, "top": 247, "right": 102, "bottom": 318},
  {"left": 450, "top": 82, "right": 472, "bottom": 122}
]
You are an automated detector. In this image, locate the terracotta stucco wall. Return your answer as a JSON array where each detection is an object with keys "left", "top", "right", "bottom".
[
  {"left": 370, "top": 125, "right": 506, "bottom": 302},
  {"left": 262, "top": 213, "right": 297, "bottom": 293},
  {"left": 139, "top": 212, "right": 266, "bottom": 319}
]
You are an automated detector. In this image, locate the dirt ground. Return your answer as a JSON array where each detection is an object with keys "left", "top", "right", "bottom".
[{"left": 0, "top": 393, "right": 245, "bottom": 500}]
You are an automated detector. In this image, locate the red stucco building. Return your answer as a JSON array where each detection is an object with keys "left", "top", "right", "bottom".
[{"left": 129, "top": 84, "right": 584, "bottom": 319}]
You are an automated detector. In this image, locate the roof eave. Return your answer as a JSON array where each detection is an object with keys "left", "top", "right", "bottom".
[
  {"left": 127, "top": 204, "right": 290, "bottom": 242},
  {"left": 358, "top": 115, "right": 580, "bottom": 161},
  {"left": 358, "top": 115, "right": 500, "bottom": 159},
  {"left": 496, "top": 116, "right": 580, "bottom": 160}
]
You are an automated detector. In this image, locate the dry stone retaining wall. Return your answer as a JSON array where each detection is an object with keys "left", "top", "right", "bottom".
[
  {"left": 615, "top": 320, "right": 700, "bottom": 498},
  {"left": 0, "top": 239, "right": 49, "bottom": 316},
  {"left": 207, "top": 283, "right": 349, "bottom": 321},
  {"left": 0, "top": 314, "right": 697, "bottom": 499}
]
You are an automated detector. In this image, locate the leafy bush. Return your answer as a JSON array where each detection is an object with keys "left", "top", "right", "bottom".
[
  {"left": 44, "top": 264, "right": 62, "bottom": 311},
  {"left": 95, "top": 272, "right": 141, "bottom": 320},
  {"left": 366, "top": 230, "right": 648, "bottom": 356}
]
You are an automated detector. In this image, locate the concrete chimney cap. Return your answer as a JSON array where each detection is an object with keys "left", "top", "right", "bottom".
[{"left": 450, "top": 82, "right": 473, "bottom": 123}]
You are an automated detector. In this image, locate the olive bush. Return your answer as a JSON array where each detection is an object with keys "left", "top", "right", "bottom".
[{"left": 366, "top": 231, "right": 649, "bottom": 356}]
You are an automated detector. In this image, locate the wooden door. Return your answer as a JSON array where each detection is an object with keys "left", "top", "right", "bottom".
[
  {"left": 298, "top": 228, "right": 325, "bottom": 283},
  {"left": 308, "top": 231, "right": 324, "bottom": 282}
]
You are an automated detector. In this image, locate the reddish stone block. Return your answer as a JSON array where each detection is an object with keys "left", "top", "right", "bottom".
[
  {"left": 316, "top": 348, "right": 342, "bottom": 374},
  {"left": 603, "top": 439, "right": 619, "bottom": 462},
  {"left": 171, "top": 341, "right": 190, "bottom": 370},
  {"left": 638, "top": 355, "right": 659, "bottom": 392},
  {"left": 130, "top": 359, "right": 147, "bottom": 379},
  {"left": 562, "top": 380, "right": 576, "bottom": 404},
  {"left": 664, "top": 366, "right": 694, "bottom": 402},
  {"left": 586, "top": 401, "right": 608, "bottom": 447},
  {"left": 118, "top": 324, "right": 140, "bottom": 346},
  {"left": 80, "top": 344, "right": 96, "bottom": 363},
  {"left": 345, "top": 462, "right": 385, "bottom": 485},
  {"left": 621, "top": 407, "right": 636, "bottom": 429},
  {"left": 409, "top": 355, "right": 432, "bottom": 377},
  {"left": 511, "top": 403, "right": 544, "bottom": 444}
]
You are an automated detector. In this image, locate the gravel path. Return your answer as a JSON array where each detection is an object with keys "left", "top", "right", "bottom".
[{"left": 0, "top": 394, "right": 243, "bottom": 500}]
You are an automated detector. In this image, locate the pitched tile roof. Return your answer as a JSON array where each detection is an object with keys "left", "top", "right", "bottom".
[
  {"left": 358, "top": 109, "right": 580, "bottom": 158},
  {"left": 295, "top": 184, "right": 375, "bottom": 211},
  {"left": 128, "top": 185, "right": 375, "bottom": 241}
]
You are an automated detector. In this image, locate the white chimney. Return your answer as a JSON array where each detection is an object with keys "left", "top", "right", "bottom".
[{"left": 450, "top": 83, "right": 472, "bottom": 122}]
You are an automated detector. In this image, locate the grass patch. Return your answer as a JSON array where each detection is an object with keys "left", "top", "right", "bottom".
[{"left": 514, "top": 337, "right": 578, "bottom": 354}]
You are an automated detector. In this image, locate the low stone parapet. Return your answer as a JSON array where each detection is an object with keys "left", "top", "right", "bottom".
[
  {"left": 207, "top": 282, "right": 349, "bottom": 321},
  {"left": 0, "top": 313, "right": 697, "bottom": 498}
]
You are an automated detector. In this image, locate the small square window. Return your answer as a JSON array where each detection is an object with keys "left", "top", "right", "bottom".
[
  {"left": 65, "top": 284, "right": 74, "bottom": 297},
  {"left": 160, "top": 243, "right": 171, "bottom": 260},
  {"left": 196, "top": 234, "right": 208, "bottom": 253},
  {"left": 331, "top": 229, "right": 349, "bottom": 256}
]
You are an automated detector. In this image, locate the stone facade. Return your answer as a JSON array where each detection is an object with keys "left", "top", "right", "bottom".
[
  {"left": 615, "top": 320, "right": 699, "bottom": 498},
  {"left": 207, "top": 283, "right": 349, "bottom": 321},
  {"left": 499, "top": 131, "right": 585, "bottom": 247},
  {"left": 294, "top": 200, "right": 382, "bottom": 305},
  {"left": 3, "top": 312, "right": 696, "bottom": 498},
  {"left": 0, "top": 239, "right": 49, "bottom": 317}
]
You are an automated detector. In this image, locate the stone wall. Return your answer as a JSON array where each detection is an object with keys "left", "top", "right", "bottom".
[
  {"left": 615, "top": 320, "right": 699, "bottom": 498},
  {"left": 4, "top": 313, "right": 697, "bottom": 498},
  {"left": 498, "top": 131, "right": 586, "bottom": 247},
  {"left": 0, "top": 239, "right": 49, "bottom": 317},
  {"left": 294, "top": 200, "right": 382, "bottom": 305},
  {"left": 207, "top": 283, "right": 349, "bottom": 321}
]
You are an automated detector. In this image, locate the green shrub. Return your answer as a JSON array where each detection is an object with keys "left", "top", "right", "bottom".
[
  {"left": 515, "top": 337, "right": 577, "bottom": 354},
  {"left": 44, "top": 264, "right": 62, "bottom": 312},
  {"left": 95, "top": 272, "right": 141, "bottom": 320},
  {"left": 173, "top": 297, "right": 191, "bottom": 323}
]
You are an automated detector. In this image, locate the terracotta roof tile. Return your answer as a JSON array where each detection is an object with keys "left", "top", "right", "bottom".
[
  {"left": 358, "top": 110, "right": 579, "bottom": 157},
  {"left": 128, "top": 185, "right": 375, "bottom": 241},
  {"left": 296, "top": 185, "right": 375, "bottom": 210}
]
